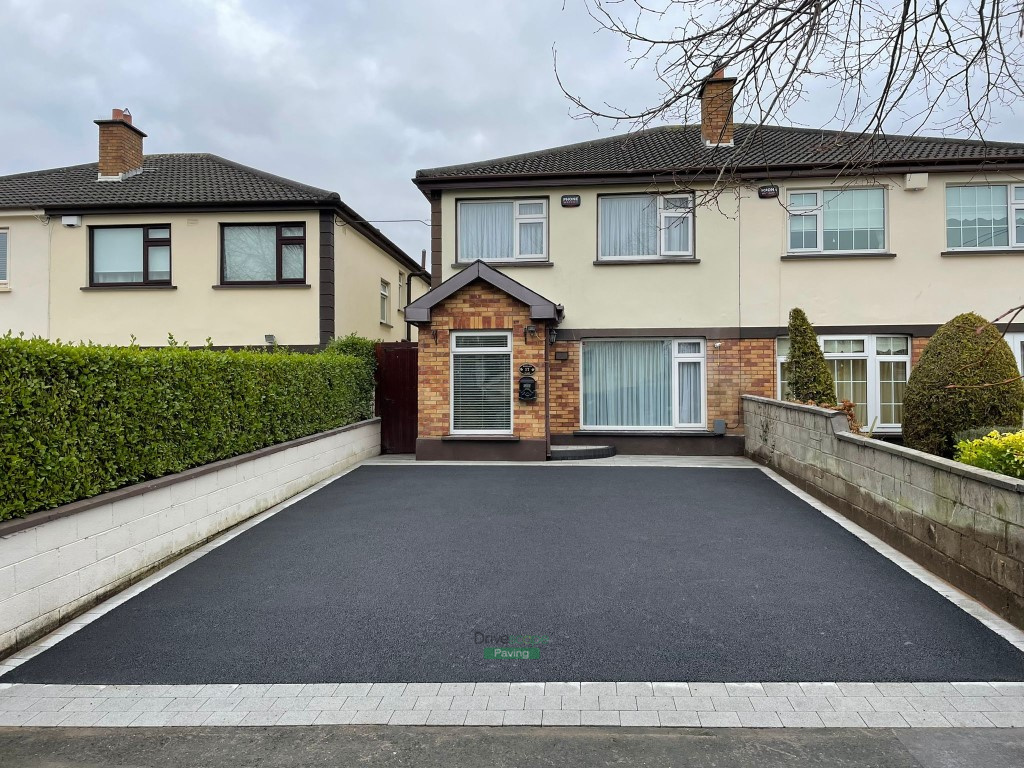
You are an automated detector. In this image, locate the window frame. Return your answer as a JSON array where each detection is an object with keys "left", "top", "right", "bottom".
[
  {"left": 776, "top": 334, "right": 911, "bottom": 431},
  {"left": 449, "top": 331, "right": 514, "bottom": 436},
  {"left": 88, "top": 224, "right": 172, "bottom": 287},
  {"left": 219, "top": 222, "right": 307, "bottom": 286},
  {"left": 1005, "top": 332, "right": 1024, "bottom": 375},
  {"left": 597, "top": 193, "right": 696, "bottom": 261},
  {"left": 0, "top": 228, "right": 8, "bottom": 287},
  {"left": 578, "top": 337, "right": 707, "bottom": 431},
  {"left": 786, "top": 187, "right": 888, "bottom": 255},
  {"left": 380, "top": 279, "right": 391, "bottom": 325},
  {"left": 945, "top": 183, "right": 1024, "bottom": 251},
  {"left": 455, "top": 198, "right": 549, "bottom": 263}
]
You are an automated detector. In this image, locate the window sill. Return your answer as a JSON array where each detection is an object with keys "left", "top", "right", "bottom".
[
  {"left": 0, "top": 286, "right": 10, "bottom": 293},
  {"left": 380, "top": 322, "right": 393, "bottom": 329},
  {"left": 941, "top": 249, "right": 1024, "bottom": 257},
  {"left": 782, "top": 252, "right": 895, "bottom": 261},
  {"left": 441, "top": 434, "right": 520, "bottom": 442},
  {"left": 81, "top": 284, "right": 178, "bottom": 291},
  {"left": 211, "top": 283, "right": 311, "bottom": 290},
  {"left": 451, "top": 261, "right": 552, "bottom": 269},
  {"left": 593, "top": 258, "right": 700, "bottom": 266}
]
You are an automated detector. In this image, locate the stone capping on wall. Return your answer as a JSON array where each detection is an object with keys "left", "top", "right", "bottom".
[
  {"left": 741, "top": 394, "right": 1024, "bottom": 627},
  {"left": 0, "top": 419, "right": 381, "bottom": 538}
]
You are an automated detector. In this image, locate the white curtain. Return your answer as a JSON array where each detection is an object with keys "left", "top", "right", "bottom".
[
  {"left": 224, "top": 226, "right": 276, "bottom": 281},
  {"left": 600, "top": 197, "right": 657, "bottom": 258},
  {"left": 663, "top": 215, "right": 689, "bottom": 253},
  {"left": 459, "top": 202, "right": 514, "bottom": 260},
  {"left": 582, "top": 340, "right": 671, "bottom": 426},
  {"left": 93, "top": 228, "right": 143, "bottom": 283},
  {"left": 519, "top": 222, "right": 544, "bottom": 255},
  {"left": 677, "top": 361, "right": 702, "bottom": 424}
]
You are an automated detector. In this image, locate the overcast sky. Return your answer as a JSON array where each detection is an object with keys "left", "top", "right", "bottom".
[{"left": 1, "top": 0, "right": 1018, "bottom": 261}]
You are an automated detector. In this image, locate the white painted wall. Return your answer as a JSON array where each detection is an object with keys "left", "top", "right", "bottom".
[
  {"left": 0, "top": 419, "right": 381, "bottom": 657},
  {"left": 0, "top": 212, "right": 51, "bottom": 338}
]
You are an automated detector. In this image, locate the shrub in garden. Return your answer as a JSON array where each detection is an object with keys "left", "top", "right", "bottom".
[
  {"left": 324, "top": 333, "right": 378, "bottom": 372},
  {"left": 955, "top": 430, "right": 1024, "bottom": 479},
  {"left": 0, "top": 335, "right": 376, "bottom": 520},
  {"left": 785, "top": 307, "right": 835, "bottom": 405},
  {"left": 903, "top": 312, "right": 1024, "bottom": 457}
]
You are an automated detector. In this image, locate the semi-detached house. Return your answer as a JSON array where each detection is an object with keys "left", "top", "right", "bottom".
[
  {"left": 406, "top": 70, "right": 1024, "bottom": 461},
  {"left": 0, "top": 109, "right": 428, "bottom": 349}
]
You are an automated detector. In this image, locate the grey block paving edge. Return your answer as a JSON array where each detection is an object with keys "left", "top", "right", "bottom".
[{"left": 3, "top": 460, "right": 1024, "bottom": 729}]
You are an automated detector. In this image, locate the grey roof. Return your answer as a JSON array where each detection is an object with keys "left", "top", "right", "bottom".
[
  {"left": 406, "top": 260, "right": 562, "bottom": 324},
  {"left": 415, "top": 124, "right": 1024, "bottom": 183},
  {"left": 0, "top": 153, "right": 340, "bottom": 210}
]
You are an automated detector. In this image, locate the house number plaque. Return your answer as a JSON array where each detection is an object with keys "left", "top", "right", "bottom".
[{"left": 519, "top": 364, "right": 537, "bottom": 375}]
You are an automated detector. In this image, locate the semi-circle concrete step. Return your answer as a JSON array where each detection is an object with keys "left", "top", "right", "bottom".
[{"left": 549, "top": 445, "right": 617, "bottom": 461}]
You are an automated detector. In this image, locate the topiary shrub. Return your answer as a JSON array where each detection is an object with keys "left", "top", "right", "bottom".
[
  {"left": 324, "top": 333, "right": 378, "bottom": 372},
  {"left": 903, "top": 312, "right": 1024, "bottom": 457},
  {"left": 785, "top": 307, "right": 835, "bottom": 405}
]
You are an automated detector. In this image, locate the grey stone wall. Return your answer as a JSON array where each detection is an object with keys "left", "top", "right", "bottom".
[{"left": 743, "top": 395, "right": 1024, "bottom": 628}]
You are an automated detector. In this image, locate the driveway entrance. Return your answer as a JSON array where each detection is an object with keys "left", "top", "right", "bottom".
[{"left": 6, "top": 463, "right": 1024, "bottom": 685}]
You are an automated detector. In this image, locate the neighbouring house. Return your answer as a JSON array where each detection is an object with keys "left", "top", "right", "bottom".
[
  {"left": 406, "top": 69, "right": 1024, "bottom": 460},
  {"left": 0, "top": 109, "right": 428, "bottom": 348}
]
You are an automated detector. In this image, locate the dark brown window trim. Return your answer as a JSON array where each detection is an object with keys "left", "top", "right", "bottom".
[
  {"left": 211, "top": 283, "right": 311, "bottom": 290},
  {"left": 781, "top": 252, "right": 896, "bottom": 261},
  {"left": 220, "top": 222, "right": 307, "bottom": 285},
  {"left": 451, "top": 261, "right": 553, "bottom": 269},
  {"left": 941, "top": 249, "right": 1024, "bottom": 257},
  {"left": 88, "top": 223, "right": 172, "bottom": 287},
  {"left": 440, "top": 434, "right": 521, "bottom": 442},
  {"left": 81, "top": 285, "right": 178, "bottom": 291},
  {"left": 593, "top": 258, "right": 701, "bottom": 266}
]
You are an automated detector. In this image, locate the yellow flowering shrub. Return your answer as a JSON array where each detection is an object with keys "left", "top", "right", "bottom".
[{"left": 954, "top": 430, "right": 1024, "bottom": 479}]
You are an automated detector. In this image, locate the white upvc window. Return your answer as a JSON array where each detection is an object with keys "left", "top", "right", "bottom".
[
  {"left": 598, "top": 194, "right": 695, "bottom": 260},
  {"left": 776, "top": 334, "right": 910, "bottom": 431},
  {"left": 398, "top": 271, "right": 405, "bottom": 313},
  {"left": 580, "top": 338, "right": 706, "bottom": 430},
  {"left": 1006, "top": 332, "right": 1024, "bottom": 375},
  {"left": 450, "top": 331, "right": 513, "bottom": 434},
  {"left": 457, "top": 199, "right": 547, "bottom": 262},
  {"left": 945, "top": 184, "right": 1024, "bottom": 250},
  {"left": 0, "top": 229, "right": 8, "bottom": 287},
  {"left": 380, "top": 280, "right": 390, "bottom": 324},
  {"left": 787, "top": 188, "right": 886, "bottom": 253}
]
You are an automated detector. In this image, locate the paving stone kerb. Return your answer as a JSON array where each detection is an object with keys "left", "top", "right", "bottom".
[
  {"left": 0, "top": 419, "right": 381, "bottom": 659},
  {"left": 742, "top": 395, "right": 1024, "bottom": 627}
]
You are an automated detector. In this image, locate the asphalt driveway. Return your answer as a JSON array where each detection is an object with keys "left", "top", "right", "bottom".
[{"left": 5, "top": 465, "right": 1024, "bottom": 684}]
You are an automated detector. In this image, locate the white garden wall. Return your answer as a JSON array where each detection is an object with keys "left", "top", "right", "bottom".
[{"left": 0, "top": 419, "right": 380, "bottom": 657}]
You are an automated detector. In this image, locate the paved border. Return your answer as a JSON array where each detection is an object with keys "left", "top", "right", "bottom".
[{"left": 2, "top": 460, "right": 1024, "bottom": 728}]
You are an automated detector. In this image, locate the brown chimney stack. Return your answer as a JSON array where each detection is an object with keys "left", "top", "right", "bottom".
[
  {"left": 699, "top": 66, "right": 736, "bottom": 146},
  {"left": 94, "top": 108, "right": 147, "bottom": 180}
]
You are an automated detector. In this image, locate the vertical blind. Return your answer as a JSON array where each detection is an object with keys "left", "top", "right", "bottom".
[{"left": 452, "top": 334, "right": 512, "bottom": 432}]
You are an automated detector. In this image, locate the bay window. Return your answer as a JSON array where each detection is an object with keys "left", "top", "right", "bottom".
[
  {"left": 221, "top": 223, "right": 305, "bottom": 284},
  {"left": 777, "top": 335, "right": 910, "bottom": 430},
  {"left": 581, "top": 338, "right": 705, "bottom": 429},
  {"left": 598, "top": 194, "right": 694, "bottom": 260},
  {"left": 90, "top": 225, "right": 171, "bottom": 285},
  {"left": 945, "top": 185, "right": 1024, "bottom": 249},
  {"left": 788, "top": 188, "right": 886, "bottom": 253},
  {"left": 457, "top": 199, "right": 547, "bottom": 262},
  {"left": 451, "top": 332, "right": 512, "bottom": 434}
]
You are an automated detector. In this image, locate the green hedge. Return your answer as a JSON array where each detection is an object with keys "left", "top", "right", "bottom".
[
  {"left": 0, "top": 336, "right": 375, "bottom": 521},
  {"left": 955, "top": 430, "right": 1024, "bottom": 479}
]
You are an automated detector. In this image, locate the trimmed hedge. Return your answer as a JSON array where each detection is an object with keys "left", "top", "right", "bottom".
[
  {"left": 324, "top": 333, "right": 378, "bottom": 371},
  {"left": 903, "top": 312, "right": 1024, "bottom": 457},
  {"left": 955, "top": 430, "right": 1024, "bottom": 479},
  {"left": 0, "top": 336, "right": 375, "bottom": 521},
  {"left": 786, "top": 307, "right": 836, "bottom": 405}
]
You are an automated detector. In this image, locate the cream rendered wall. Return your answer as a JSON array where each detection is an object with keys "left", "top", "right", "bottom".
[
  {"left": 440, "top": 172, "right": 1024, "bottom": 331},
  {"left": 740, "top": 171, "right": 1024, "bottom": 328},
  {"left": 333, "top": 221, "right": 427, "bottom": 342},
  {"left": 0, "top": 212, "right": 51, "bottom": 338},
  {"left": 48, "top": 211, "right": 320, "bottom": 347},
  {"left": 440, "top": 186, "right": 741, "bottom": 330}
]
